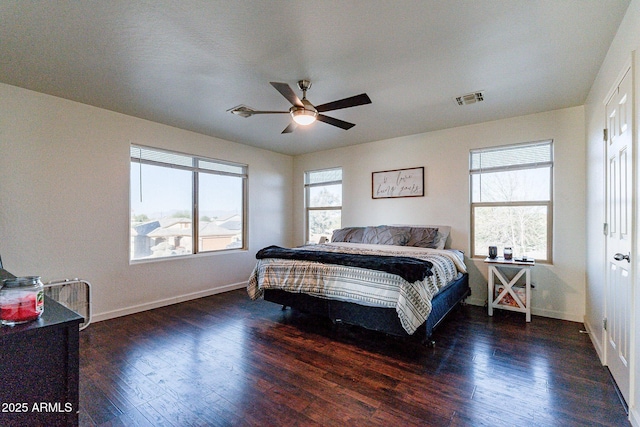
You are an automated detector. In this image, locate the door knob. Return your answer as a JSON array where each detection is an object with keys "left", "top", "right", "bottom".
[{"left": 614, "top": 252, "right": 631, "bottom": 263}]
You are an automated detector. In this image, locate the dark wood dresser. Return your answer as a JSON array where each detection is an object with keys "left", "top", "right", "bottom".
[{"left": 0, "top": 289, "right": 84, "bottom": 427}]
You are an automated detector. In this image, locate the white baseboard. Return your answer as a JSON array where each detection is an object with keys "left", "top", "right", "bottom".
[
  {"left": 91, "top": 283, "right": 582, "bottom": 325},
  {"left": 530, "top": 307, "right": 582, "bottom": 323},
  {"left": 582, "top": 316, "right": 605, "bottom": 364},
  {"left": 91, "top": 282, "right": 247, "bottom": 323},
  {"left": 464, "top": 297, "right": 582, "bottom": 322},
  {"left": 630, "top": 407, "right": 639, "bottom": 427},
  {"left": 464, "top": 296, "right": 485, "bottom": 307}
]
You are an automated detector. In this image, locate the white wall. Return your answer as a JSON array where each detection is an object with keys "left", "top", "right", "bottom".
[
  {"left": 584, "top": 0, "right": 640, "bottom": 424},
  {"left": 0, "top": 83, "right": 293, "bottom": 321},
  {"left": 294, "top": 106, "right": 586, "bottom": 322}
]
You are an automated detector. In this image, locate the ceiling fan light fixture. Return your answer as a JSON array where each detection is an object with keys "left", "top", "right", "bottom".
[{"left": 291, "top": 108, "right": 317, "bottom": 125}]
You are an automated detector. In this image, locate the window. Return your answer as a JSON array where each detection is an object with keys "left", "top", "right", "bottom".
[
  {"left": 305, "top": 168, "right": 342, "bottom": 243},
  {"left": 130, "top": 145, "right": 247, "bottom": 261},
  {"left": 470, "top": 140, "right": 553, "bottom": 262}
]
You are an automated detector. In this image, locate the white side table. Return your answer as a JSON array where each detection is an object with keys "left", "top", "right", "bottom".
[{"left": 485, "top": 257, "right": 535, "bottom": 322}]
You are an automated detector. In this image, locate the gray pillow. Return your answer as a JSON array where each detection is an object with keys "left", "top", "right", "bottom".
[
  {"left": 406, "top": 227, "right": 439, "bottom": 248},
  {"left": 391, "top": 224, "right": 451, "bottom": 249},
  {"left": 362, "top": 225, "right": 411, "bottom": 246},
  {"left": 331, "top": 227, "right": 365, "bottom": 243}
]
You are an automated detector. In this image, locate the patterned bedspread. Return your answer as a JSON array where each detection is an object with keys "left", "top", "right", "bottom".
[{"left": 247, "top": 242, "right": 467, "bottom": 334}]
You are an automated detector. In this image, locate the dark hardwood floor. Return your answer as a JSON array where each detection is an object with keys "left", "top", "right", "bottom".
[{"left": 79, "top": 289, "right": 629, "bottom": 426}]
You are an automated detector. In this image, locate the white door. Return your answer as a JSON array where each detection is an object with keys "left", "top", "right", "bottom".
[{"left": 605, "top": 67, "right": 632, "bottom": 404}]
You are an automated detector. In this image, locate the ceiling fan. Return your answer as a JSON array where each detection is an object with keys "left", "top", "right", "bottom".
[{"left": 229, "top": 80, "right": 372, "bottom": 134}]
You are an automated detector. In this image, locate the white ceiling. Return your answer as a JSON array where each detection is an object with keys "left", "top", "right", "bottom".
[{"left": 0, "top": 1, "right": 630, "bottom": 156}]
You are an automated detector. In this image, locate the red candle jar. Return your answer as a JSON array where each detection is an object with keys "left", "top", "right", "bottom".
[{"left": 1, "top": 276, "right": 44, "bottom": 326}]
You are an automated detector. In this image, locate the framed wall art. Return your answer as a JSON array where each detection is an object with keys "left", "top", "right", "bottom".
[{"left": 372, "top": 167, "right": 424, "bottom": 199}]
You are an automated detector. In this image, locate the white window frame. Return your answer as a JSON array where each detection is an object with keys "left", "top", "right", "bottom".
[
  {"left": 304, "top": 167, "right": 342, "bottom": 243},
  {"left": 130, "top": 145, "right": 247, "bottom": 262},
  {"left": 469, "top": 140, "right": 553, "bottom": 262}
]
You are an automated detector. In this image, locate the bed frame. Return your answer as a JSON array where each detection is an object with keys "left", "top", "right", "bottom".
[{"left": 263, "top": 272, "right": 470, "bottom": 345}]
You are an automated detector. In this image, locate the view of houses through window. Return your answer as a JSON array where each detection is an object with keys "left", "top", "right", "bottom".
[
  {"left": 130, "top": 145, "right": 247, "bottom": 261},
  {"left": 305, "top": 168, "right": 342, "bottom": 243},
  {"left": 470, "top": 140, "right": 553, "bottom": 262}
]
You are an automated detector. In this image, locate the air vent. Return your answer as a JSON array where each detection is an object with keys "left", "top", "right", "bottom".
[
  {"left": 455, "top": 91, "right": 484, "bottom": 106},
  {"left": 227, "top": 104, "right": 255, "bottom": 118}
]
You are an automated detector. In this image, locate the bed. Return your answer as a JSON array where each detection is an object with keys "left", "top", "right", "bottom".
[{"left": 247, "top": 225, "right": 470, "bottom": 344}]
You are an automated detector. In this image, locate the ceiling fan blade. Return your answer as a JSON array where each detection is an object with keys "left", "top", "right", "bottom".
[
  {"left": 316, "top": 114, "right": 356, "bottom": 130},
  {"left": 244, "top": 111, "right": 289, "bottom": 115},
  {"left": 228, "top": 105, "right": 289, "bottom": 118},
  {"left": 281, "top": 122, "right": 297, "bottom": 133},
  {"left": 270, "top": 82, "right": 304, "bottom": 107},
  {"left": 315, "top": 93, "right": 371, "bottom": 113}
]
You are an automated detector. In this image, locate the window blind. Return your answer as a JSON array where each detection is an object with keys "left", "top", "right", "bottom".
[
  {"left": 305, "top": 168, "right": 342, "bottom": 185},
  {"left": 470, "top": 140, "right": 553, "bottom": 173},
  {"left": 130, "top": 145, "right": 247, "bottom": 177}
]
